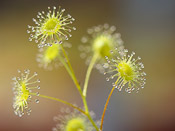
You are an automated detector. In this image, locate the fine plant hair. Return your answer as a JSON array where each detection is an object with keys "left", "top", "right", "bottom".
[{"left": 12, "top": 6, "right": 146, "bottom": 131}]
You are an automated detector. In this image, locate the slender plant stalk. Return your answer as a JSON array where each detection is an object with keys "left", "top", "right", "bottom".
[
  {"left": 87, "top": 113, "right": 99, "bottom": 131},
  {"left": 60, "top": 45, "right": 99, "bottom": 131},
  {"left": 31, "top": 93, "right": 85, "bottom": 114},
  {"left": 60, "top": 45, "right": 83, "bottom": 96},
  {"left": 100, "top": 78, "right": 120, "bottom": 130},
  {"left": 34, "top": 93, "right": 99, "bottom": 131},
  {"left": 59, "top": 47, "right": 89, "bottom": 112},
  {"left": 58, "top": 56, "right": 75, "bottom": 81},
  {"left": 58, "top": 55, "right": 89, "bottom": 114},
  {"left": 100, "top": 86, "right": 115, "bottom": 130},
  {"left": 83, "top": 54, "right": 98, "bottom": 97}
]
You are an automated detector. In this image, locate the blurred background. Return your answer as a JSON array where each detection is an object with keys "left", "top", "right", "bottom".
[{"left": 0, "top": 0, "right": 175, "bottom": 130}]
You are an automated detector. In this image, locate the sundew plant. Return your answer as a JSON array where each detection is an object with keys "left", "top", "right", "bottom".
[{"left": 12, "top": 6, "right": 146, "bottom": 131}]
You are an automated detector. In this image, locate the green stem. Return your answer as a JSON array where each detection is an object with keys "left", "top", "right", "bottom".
[
  {"left": 60, "top": 45, "right": 88, "bottom": 111},
  {"left": 82, "top": 95, "right": 89, "bottom": 113},
  {"left": 31, "top": 93, "right": 86, "bottom": 115},
  {"left": 33, "top": 93, "right": 99, "bottom": 131},
  {"left": 58, "top": 56, "right": 74, "bottom": 82},
  {"left": 60, "top": 45, "right": 83, "bottom": 98},
  {"left": 87, "top": 113, "right": 99, "bottom": 131},
  {"left": 59, "top": 55, "right": 89, "bottom": 113},
  {"left": 60, "top": 45, "right": 99, "bottom": 131},
  {"left": 83, "top": 54, "right": 98, "bottom": 97}
]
